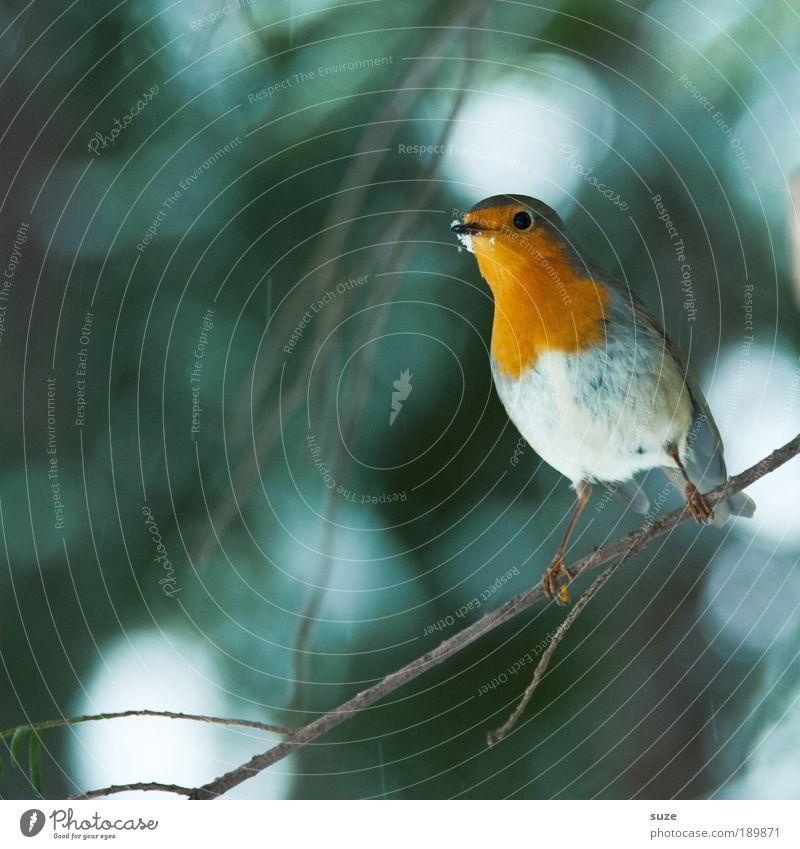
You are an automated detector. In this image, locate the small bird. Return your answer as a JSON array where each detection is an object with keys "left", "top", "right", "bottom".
[{"left": 451, "top": 194, "right": 755, "bottom": 604}]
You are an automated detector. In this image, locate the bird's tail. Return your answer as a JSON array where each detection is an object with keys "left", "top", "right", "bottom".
[
  {"left": 711, "top": 490, "right": 756, "bottom": 527},
  {"left": 661, "top": 466, "right": 756, "bottom": 527}
]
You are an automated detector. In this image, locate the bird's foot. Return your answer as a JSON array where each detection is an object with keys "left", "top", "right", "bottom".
[
  {"left": 685, "top": 483, "right": 714, "bottom": 524},
  {"left": 542, "top": 557, "right": 574, "bottom": 605}
]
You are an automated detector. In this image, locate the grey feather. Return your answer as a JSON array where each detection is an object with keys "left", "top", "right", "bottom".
[
  {"left": 618, "top": 286, "right": 756, "bottom": 525},
  {"left": 609, "top": 478, "right": 651, "bottom": 514}
]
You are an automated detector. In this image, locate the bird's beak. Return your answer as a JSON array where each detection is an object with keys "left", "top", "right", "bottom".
[{"left": 450, "top": 221, "right": 482, "bottom": 235}]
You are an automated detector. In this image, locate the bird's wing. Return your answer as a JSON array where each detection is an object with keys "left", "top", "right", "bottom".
[
  {"left": 615, "top": 284, "right": 726, "bottom": 477},
  {"left": 612, "top": 281, "right": 738, "bottom": 515},
  {"left": 607, "top": 282, "right": 755, "bottom": 522},
  {"left": 610, "top": 478, "right": 651, "bottom": 514}
]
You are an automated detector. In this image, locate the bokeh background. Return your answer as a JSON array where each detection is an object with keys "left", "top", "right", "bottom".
[{"left": 1, "top": 0, "right": 799, "bottom": 800}]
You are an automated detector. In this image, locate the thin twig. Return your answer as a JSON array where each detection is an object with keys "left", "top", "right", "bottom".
[
  {"left": 487, "top": 547, "right": 638, "bottom": 745},
  {"left": 0, "top": 709, "right": 290, "bottom": 740},
  {"left": 177, "top": 433, "right": 799, "bottom": 799},
  {"left": 71, "top": 782, "right": 194, "bottom": 800}
]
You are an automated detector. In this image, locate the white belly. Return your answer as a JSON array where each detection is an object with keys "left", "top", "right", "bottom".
[{"left": 492, "top": 348, "right": 692, "bottom": 486}]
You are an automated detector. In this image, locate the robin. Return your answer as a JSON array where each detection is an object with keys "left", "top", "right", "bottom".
[{"left": 451, "top": 194, "right": 755, "bottom": 604}]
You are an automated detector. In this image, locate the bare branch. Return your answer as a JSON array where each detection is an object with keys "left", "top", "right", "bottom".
[
  {"left": 71, "top": 782, "right": 194, "bottom": 800},
  {"left": 1, "top": 709, "right": 290, "bottom": 741},
  {"left": 183, "top": 433, "right": 799, "bottom": 799}
]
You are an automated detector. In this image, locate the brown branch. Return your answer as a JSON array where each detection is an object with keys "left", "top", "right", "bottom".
[
  {"left": 1, "top": 709, "right": 290, "bottom": 741},
  {"left": 71, "top": 782, "right": 194, "bottom": 800},
  {"left": 181, "top": 433, "right": 799, "bottom": 799}
]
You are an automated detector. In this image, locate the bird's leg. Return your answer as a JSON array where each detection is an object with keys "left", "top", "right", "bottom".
[
  {"left": 542, "top": 482, "right": 592, "bottom": 605},
  {"left": 668, "top": 446, "right": 714, "bottom": 523}
]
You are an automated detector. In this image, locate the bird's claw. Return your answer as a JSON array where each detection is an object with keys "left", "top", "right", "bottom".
[
  {"left": 542, "top": 557, "right": 574, "bottom": 605},
  {"left": 685, "top": 483, "right": 714, "bottom": 524}
]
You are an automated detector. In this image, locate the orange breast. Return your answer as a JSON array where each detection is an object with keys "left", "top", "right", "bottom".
[{"left": 471, "top": 230, "right": 610, "bottom": 377}]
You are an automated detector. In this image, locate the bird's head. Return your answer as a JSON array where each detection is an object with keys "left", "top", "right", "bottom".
[
  {"left": 450, "top": 194, "right": 575, "bottom": 278},
  {"left": 451, "top": 194, "right": 610, "bottom": 374}
]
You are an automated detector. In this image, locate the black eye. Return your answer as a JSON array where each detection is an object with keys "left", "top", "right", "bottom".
[{"left": 513, "top": 210, "right": 532, "bottom": 230}]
